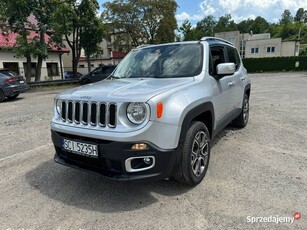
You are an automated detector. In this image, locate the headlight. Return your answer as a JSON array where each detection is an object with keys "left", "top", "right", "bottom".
[
  {"left": 127, "top": 102, "right": 147, "bottom": 124},
  {"left": 55, "top": 99, "right": 61, "bottom": 114}
]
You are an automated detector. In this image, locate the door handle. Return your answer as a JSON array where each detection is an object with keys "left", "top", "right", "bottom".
[
  {"left": 228, "top": 81, "right": 235, "bottom": 87},
  {"left": 240, "top": 77, "right": 246, "bottom": 81}
]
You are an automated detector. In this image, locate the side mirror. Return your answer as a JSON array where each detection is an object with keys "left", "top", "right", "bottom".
[{"left": 216, "top": 63, "right": 236, "bottom": 79}]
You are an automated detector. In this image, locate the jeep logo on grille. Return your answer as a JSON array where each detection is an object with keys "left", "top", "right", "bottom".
[{"left": 81, "top": 96, "right": 91, "bottom": 100}]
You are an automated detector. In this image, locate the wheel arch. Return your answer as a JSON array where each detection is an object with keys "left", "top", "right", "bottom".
[{"left": 179, "top": 102, "right": 215, "bottom": 144}]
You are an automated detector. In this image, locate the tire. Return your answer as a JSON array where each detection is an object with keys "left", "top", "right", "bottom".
[
  {"left": 172, "top": 121, "right": 211, "bottom": 186},
  {"left": 0, "top": 90, "right": 5, "bottom": 103},
  {"left": 233, "top": 93, "right": 249, "bottom": 128},
  {"left": 81, "top": 78, "right": 91, "bottom": 85},
  {"left": 7, "top": 93, "right": 19, "bottom": 100}
]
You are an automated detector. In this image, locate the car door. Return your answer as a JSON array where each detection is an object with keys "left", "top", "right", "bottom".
[
  {"left": 226, "top": 46, "right": 245, "bottom": 110},
  {"left": 209, "top": 46, "right": 235, "bottom": 125}
]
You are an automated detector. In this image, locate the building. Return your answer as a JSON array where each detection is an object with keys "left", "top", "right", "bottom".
[
  {"left": 215, "top": 31, "right": 300, "bottom": 58},
  {"left": 0, "top": 16, "right": 69, "bottom": 81},
  {"left": 0, "top": 31, "right": 69, "bottom": 80},
  {"left": 62, "top": 38, "right": 127, "bottom": 75}
]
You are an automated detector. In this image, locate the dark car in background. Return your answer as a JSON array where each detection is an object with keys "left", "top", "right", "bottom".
[
  {"left": 0, "top": 69, "right": 28, "bottom": 102},
  {"left": 79, "top": 65, "right": 116, "bottom": 85},
  {"left": 64, "top": 71, "right": 83, "bottom": 79}
]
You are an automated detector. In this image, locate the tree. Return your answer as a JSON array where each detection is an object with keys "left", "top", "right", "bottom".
[
  {"left": 215, "top": 14, "right": 237, "bottom": 33},
  {"left": 252, "top": 16, "right": 269, "bottom": 34},
  {"left": 179, "top": 20, "right": 198, "bottom": 41},
  {"left": 196, "top": 15, "right": 217, "bottom": 37},
  {"left": 294, "top": 8, "right": 307, "bottom": 22},
  {"left": 80, "top": 18, "right": 104, "bottom": 73},
  {"left": 53, "top": 0, "right": 101, "bottom": 77},
  {"left": 0, "top": 0, "right": 34, "bottom": 82},
  {"left": 280, "top": 9, "right": 293, "bottom": 25},
  {"left": 237, "top": 19, "right": 254, "bottom": 33},
  {"left": 103, "top": 0, "right": 178, "bottom": 50}
]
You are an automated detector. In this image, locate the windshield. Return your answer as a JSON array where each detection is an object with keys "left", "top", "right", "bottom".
[{"left": 112, "top": 43, "right": 203, "bottom": 79}]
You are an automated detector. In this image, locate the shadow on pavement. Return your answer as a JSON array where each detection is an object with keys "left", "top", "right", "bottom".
[{"left": 25, "top": 160, "right": 191, "bottom": 213}]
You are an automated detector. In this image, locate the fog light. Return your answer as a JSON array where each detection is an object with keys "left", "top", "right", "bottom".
[{"left": 131, "top": 143, "right": 148, "bottom": 150}]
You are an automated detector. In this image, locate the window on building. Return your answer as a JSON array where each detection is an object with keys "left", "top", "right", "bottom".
[
  {"left": 79, "top": 64, "right": 85, "bottom": 68},
  {"left": 46, "top": 63, "right": 59, "bottom": 76},
  {"left": 251, "top": 48, "right": 259, "bottom": 54},
  {"left": 3, "top": 62, "right": 20, "bottom": 74},
  {"left": 267, "top": 47, "right": 275, "bottom": 53}
]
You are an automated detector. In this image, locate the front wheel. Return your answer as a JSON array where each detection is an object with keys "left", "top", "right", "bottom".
[
  {"left": 233, "top": 93, "right": 249, "bottom": 127},
  {"left": 172, "top": 121, "right": 211, "bottom": 186}
]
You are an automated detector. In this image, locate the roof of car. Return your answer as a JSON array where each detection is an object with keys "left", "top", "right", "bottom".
[{"left": 135, "top": 38, "right": 235, "bottom": 49}]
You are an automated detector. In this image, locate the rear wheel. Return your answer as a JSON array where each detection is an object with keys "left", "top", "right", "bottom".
[
  {"left": 0, "top": 90, "right": 5, "bottom": 102},
  {"left": 233, "top": 93, "right": 249, "bottom": 127},
  {"left": 7, "top": 93, "right": 19, "bottom": 100},
  {"left": 173, "top": 121, "right": 211, "bottom": 186}
]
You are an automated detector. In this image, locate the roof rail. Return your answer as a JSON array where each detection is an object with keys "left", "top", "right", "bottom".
[
  {"left": 136, "top": 44, "right": 153, "bottom": 49},
  {"left": 200, "top": 37, "right": 234, "bottom": 46}
]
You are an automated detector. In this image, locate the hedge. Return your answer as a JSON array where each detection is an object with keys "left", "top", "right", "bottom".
[{"left": 242, "top": 56, "right": 307, "bottom": 73}]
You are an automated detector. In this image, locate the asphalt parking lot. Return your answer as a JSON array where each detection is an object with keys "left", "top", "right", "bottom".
[{"left": 0, "top": 72, "right": 306, "bottom": 229}]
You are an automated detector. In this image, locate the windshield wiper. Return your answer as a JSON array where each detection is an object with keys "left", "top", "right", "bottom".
[{"left": 108, "top": 75, "right": 121, "bottom": 80}]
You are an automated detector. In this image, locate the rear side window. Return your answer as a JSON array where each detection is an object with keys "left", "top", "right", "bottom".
[
  {"left": 0, "top": 73, "right": 7, "bottom": 78},
  {"left": 0, "top": 70, "right": 18, "bottom": 77},
  {"left": 226, "top": 47, "right": 241, "bottom": 70}
]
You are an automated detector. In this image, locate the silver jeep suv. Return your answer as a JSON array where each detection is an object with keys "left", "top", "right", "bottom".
[{"left": 51, "top": 37, "right": 251, "bottom": 186}]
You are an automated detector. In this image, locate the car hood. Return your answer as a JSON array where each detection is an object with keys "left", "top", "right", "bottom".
[{"left": 57, "top": 78, "right": 194, "bottom": 102}]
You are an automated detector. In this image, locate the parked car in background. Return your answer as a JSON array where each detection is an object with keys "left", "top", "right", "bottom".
[
  {"left": 64, "top": 71, "right": 83, "bottom": 79},
  {"left": 79, "top": 65, "right": 116, "bottom": 85},
  {"left": 0, "top": 69, "right": 28, "bottom": 102}
]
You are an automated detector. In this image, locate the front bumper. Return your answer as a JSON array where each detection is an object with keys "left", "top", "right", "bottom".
[{"left": 52, "top": 130, "right": 178, "bottom": 182}]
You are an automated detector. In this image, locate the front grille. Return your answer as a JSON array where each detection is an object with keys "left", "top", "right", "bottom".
[{"left": 60, "top": 101, "right": 117, "bottom": 128}]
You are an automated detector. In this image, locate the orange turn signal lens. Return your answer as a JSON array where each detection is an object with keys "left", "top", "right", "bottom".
[
  {"left": 131, "top": 143, "right": 148, "bottom": 150},
  {"left": 157, "top": 102, "right": 163, "bottom": 118}
]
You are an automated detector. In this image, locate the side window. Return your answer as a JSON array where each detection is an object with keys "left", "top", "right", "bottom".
[
  {"left": 209, "top": 46, "right": 226, "bottom": 76},
  {"left": 92, "top": 68, "right": 102, "bottom": 74},
  {"left": 102, "top": 67, "right": 115, "bottom": 74},
  {"left": 226, "top": 47, "right": 241, "bottom": 70}
]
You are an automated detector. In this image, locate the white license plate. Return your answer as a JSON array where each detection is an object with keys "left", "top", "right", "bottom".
[
  {"left": 62, "top": 139, "right": 98, "bottom": 157},
  {"left": 20, "top": 80, "right": 25, "bottom": 84}
]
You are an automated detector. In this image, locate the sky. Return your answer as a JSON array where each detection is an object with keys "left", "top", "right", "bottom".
[{"left": 98, "top": 0, "right": 307, "bottom": 25}]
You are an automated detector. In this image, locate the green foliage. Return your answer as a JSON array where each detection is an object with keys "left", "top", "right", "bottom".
[
  {"left": 280, "top": 9, "right": 294, "bottom": 25},
  {"left": 102, "top": 0, "right": 178, "bottom": 50},
  {"left": 243, "top": 56, "right": 307, "bottom": 72},
  {"left": 53, "top": 0, "right": 102, "bottom": 76},
  {"left": 180, "top": 8, "right": 307, "bottom": 45},
  {"left": 214, "top": 14, "right": 237, "bottom": 33}
]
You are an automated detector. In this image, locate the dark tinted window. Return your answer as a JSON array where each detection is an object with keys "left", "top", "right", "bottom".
[
  {"left": 209, "top": 46, "right": 226, "bottom": 76},
  {"left": 226, "top": 46, "right": 240, "bottom": 70},
  {"left": 0, "top": 70, "right": 18, "bottom": 77},
  {"left": 102, "top": 66, "right": 116, "bottom": 74},
  {"left": 92, "top": 68, "right": 102, "bottom": 74}
]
